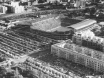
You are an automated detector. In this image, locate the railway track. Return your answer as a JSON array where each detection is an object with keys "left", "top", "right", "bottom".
[
  {"left": 0, "top": 29, "right": 53, "bottom": 58},
  {"left": 0, "top": 32, "right": 42, "bottom": 57},
  {"left": 7, "top": 31, "right": 41, "bottom": 46},
  {"left": 0, "top": 34, "right": 34, "bottom": 51}
]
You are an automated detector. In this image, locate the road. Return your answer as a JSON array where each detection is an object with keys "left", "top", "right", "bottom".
[{"left": 0, "top": 7, "right": 88, "bottom": 20}]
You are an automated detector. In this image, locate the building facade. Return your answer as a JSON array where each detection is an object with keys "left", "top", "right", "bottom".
[
  {"left": 51, "top": 41, "right": 104, "bottom": 73},
  {"left": 0, "top": 5, "right": 7, "bottom": 14},
  {"left": 11, "top": 1, "right": 25, "bottom": 13},
  {"left": 72, "top": 30, "right": 104, "bottom": 52}
]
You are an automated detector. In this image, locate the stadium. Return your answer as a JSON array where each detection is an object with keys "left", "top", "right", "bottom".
[
  {"left": 21, "top": 14, "right": 81, "bottom": 40},
  {"left": 29, "top": 15, "right": 73, "bottom": 40}
]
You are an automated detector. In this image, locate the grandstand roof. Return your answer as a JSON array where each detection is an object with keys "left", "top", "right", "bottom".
[
  {"left": 99, "top": 22, "right": 104, "bottom": 26},
  {"left": 31, "top": 15, "right": 61, "bottom": 31},
  {"left": 47, "top": 26, "right": 71, "bottom": 32},
  {"left": 68, "top": 19, "right": 97, "bottom": 31},
  {"left": 31, "top": 15, "right": 76, "bottom": 33}
]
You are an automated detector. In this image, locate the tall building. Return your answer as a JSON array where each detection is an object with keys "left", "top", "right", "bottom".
[
  {"left": 30, "top": 15, "right": 74, "bottom": 40},
  {"left": 11, "top": 1, "right": 25, "bottom": 13},
  {"left": 51, "top": 41, "right": 104, "bottom": 73},
  {"left": 70, "top": 0, "right": 86, "bottom": 8},
  {"left": 51, "top": 24, "right": 104, "bottom": 73}
]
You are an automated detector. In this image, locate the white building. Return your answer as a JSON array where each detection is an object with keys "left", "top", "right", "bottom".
[
  {"left": 11, "top": 1, "right": 25, "bottom": 13},
  {"left": 0, "top": 5, "right": 7, "bottom": 14},
  {"left": 47, "top": 0, "right": 61, "bottom": 3}
]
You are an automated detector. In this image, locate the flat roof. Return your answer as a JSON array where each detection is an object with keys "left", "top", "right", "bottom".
[{"left": 68, "top": 19, "right": 97, "bottom": 30}]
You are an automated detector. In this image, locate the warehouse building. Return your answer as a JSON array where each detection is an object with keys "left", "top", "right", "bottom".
[{"left": 68, "top": 19, "right": 97, "bottom": 32}]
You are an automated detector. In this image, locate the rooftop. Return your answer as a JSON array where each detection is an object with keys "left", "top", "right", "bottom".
[{"left": 68, "top": 19, "right": 97, "bottom": 30}]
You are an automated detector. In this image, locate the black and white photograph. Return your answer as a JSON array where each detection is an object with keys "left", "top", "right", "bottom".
[{"left": 0, "top": 0, "right": 104, "bottom": 78}]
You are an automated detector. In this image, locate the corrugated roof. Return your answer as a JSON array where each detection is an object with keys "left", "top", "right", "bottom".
[
  {"left": 68, "top": 19, "right": 96, "bottom": 30},
  {"left": 54, "top": 27, "right": 71, "bottom": 32}
]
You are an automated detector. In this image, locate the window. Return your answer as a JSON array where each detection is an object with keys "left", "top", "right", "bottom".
[
  {"left": 97, "top": 63, "right": 100, "bottom": 71},
  {"left": 86, "top": 59, "right": 89, "bottom": 65}
]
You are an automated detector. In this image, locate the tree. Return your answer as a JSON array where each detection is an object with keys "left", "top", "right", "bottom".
[{"left": 0, "top": 67, "right": 7, "bottom": 78}]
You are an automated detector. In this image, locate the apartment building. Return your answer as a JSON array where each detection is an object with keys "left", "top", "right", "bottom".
[{"left": 51, "top": 41, "right": 104, "bottom": 73}]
